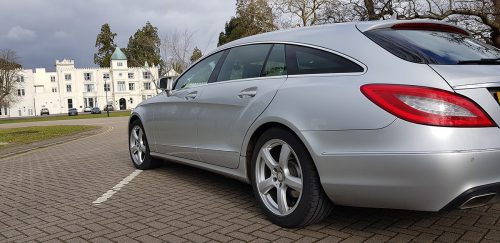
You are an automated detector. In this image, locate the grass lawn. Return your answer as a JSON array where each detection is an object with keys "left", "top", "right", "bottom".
[
  {"left": 0, "top": 111, "right": 130, "bottom": 124},
  {"left": 0, "top": 125, "right": 98, "bottom": 148}
]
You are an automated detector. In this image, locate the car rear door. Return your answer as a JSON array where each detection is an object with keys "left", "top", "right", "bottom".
[{"left": 195, "top": 44, "right": 288, "bottom": 168}]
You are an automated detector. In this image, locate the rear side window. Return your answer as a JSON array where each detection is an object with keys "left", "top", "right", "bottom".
[
  {"left": 365, "top": 29, "right": 500, "bottom": 64},
  {"left": 217, "top": 44, "right": 272, "bottom": 82},
  {"left": 286, "top": 45, "right": 363, "bottom": 75}
]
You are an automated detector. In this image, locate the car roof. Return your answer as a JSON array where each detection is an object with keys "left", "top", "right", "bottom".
[{"left": 212, "top": 19, "right": 468, "bottom": 53}]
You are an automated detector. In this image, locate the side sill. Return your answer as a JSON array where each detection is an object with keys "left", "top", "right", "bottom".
[{"left": 150, "top": 152, "right": 249, "bottom": 184}]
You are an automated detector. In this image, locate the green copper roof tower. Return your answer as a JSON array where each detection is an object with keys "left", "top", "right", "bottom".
[{"left": 111, "top": 47, "right": 127, "bottom": 60}]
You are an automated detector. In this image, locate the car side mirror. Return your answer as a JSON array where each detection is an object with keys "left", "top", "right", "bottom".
[{"left": 159, "top": 77, "right": 173, "bottom": 92}]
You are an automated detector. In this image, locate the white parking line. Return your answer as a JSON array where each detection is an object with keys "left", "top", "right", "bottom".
[{"left": 92, "top": 169, "right": 142, "bottom": 205}]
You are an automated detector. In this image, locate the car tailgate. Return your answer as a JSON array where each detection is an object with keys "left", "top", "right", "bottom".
[{"left": 430, "top": 65, "right": 500, "bottom": 126}]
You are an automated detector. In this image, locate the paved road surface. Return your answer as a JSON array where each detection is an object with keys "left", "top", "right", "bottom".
[{"left": 1, "top": 117, "right": 500, "bottom": 242}]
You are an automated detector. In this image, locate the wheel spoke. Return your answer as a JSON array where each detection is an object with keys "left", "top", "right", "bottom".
[
  {"left": 138, "top": 129, "right": 144, "bottom": 142},
  {"left": 260, "top": 149, "right": 277, "bottom": 169},
  {"left": 137, "top": 150, "right": 143, "bottom": 161},
  {"left": 139, "top": 144, "right": 147, "bottom": 152},
  {"left": 258, "top": 178, "right": 275, "bottom": 195},
  {"left": 131, "top": 145, "right": 139, "bottom": 154},
  {"left": 279, "top": 143, "right": 291, "bottom": 169},
  {"left": 284, "top": 175, "right": 302, "bottom": 193},
  {"left": 277, "top": 187, "right": 288, "bottom": 214},
  {"left": 132, "top": 128, "right": 139, "bottom": 140}
]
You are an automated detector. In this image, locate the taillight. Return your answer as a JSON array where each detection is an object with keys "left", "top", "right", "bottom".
[{"left": 361, "top": 84, "right": 495, "bottom": 127}]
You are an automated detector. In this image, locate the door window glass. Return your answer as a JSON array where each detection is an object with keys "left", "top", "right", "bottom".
[
  {"left": 217, "top": 44, "right": 272, "bottom": 82},
  {"left": 175, "top": 52, "right": 224, "bottom": 89},
  {"left": 286, "top": 45, "right": 363, "bottom": 75},
  {"left": 262, "top": 44, "right": 287, "bottom": 77}
]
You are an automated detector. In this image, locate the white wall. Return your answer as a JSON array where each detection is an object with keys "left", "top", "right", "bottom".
[{"left": 1, "top": 59, "right": 163, "bottom": 118}]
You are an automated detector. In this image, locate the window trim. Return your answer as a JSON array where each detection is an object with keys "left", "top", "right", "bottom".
[{"left": 172, "top": 41, "right": 366, "bottom": 90}]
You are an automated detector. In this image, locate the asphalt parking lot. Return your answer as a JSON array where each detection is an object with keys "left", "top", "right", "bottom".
[{"left": 1, "top": 117, "right": 500, "bottom": 242}]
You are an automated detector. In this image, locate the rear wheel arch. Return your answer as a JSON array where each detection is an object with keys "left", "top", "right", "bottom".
[{"left": 245, "top": 122, "right": 311, "bottom": 182}]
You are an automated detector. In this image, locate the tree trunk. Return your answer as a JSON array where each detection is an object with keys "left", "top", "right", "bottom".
[
  {"left": 364, "top": 0, "right": 377, "bottom": 20},
  {"left": 492, "top": 0, "right": 500, "bottom": 48}
]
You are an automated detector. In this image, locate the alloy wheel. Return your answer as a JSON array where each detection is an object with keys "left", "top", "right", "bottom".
[
  {"left": 130, "top": 125, "right": 147, "bottom": 165},
  {"left": 255, "top": 139, "right": 303, "bottom": 216}
]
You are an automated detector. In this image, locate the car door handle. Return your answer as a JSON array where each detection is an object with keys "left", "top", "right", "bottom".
[
  {"left": 185, "top": 91, "right": 198, "bottom": 100},
  {"left": 237, "top": 87, "right": 257, "bottom": 98}
]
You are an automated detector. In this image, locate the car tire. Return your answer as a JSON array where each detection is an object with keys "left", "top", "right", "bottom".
[
  {"left": 250, "top": 127, "right": 333, "bottom": 227},
  {"left": 129, "top": 120, "right": 160, "bottom": 170}
]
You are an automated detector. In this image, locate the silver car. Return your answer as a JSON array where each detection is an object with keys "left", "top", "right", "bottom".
[{"left": 129, "top": 19, "right": 500, "bottom": 227}]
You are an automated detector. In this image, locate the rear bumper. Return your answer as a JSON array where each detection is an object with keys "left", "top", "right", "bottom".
[
  {"left": 314, "top": 149, "right": 500, "bottom": 211},
  {"left": 443, "top": 182, "right": 500, "bottom": 210},
  {"left": 301, "top": 119, "right": 500, "bottom": 211}
]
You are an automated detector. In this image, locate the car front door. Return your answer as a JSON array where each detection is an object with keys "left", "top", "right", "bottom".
[
  {"left": 195, "top": 44, "right": 288, "bottom": 168},
  {"left": 152, "top": 51, "right": 224, "bottom": 160}
]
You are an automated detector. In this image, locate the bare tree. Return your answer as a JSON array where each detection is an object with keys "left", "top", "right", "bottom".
[
  {"left": 161, "top": 29, "right": 195, "bottom": 74},
  {"left": 320, "top": 0, "right": 500, "bottom": 48},
  {"left": 272, "top": 0, "right": 330, "bottom": 27},
  {"left": 407, "top": 0, "right": 500, "bottom": 47},
  {"left": 0, "top": 49, "right": 21, "bottom": 108}
]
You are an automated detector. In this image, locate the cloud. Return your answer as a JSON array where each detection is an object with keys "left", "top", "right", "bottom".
[
  {"left": 53, "top": 31, "right": 71, "bottom": 39},
  {"left": 5, "top": 26, "right": 36, "bottom": 42},
  {"left": 0, "top": 0, "right": 235, "bottom": 69}
]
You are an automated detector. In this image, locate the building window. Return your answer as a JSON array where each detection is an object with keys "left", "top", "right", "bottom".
[
  {"left": 68, "top": 99, "right": 73, "bottom": 109},
  {"left": 142, "top": 95, "right": 146, "bottom": 101},
  {"left": 17, "top": 76, "right": 24, "bottom": 82},
  {"left": 128, "top": 83, "right": 135, "bottom": 91},
  {"left": 118, "top": 81, "right": 126, "bottom": 92},
  {"left": 117, "top": 62, "right": 123, "bottom": 67},
  {"left": 144, "top": 82, "right": 151, "bottom": 90},
  {"left": 66, "top": 84, "right": 72, "bottom": 92},
  {"left": 104, "top": 83, "right": 110, "bottom": 92},
  {"left": 84, "top": 73, "right": 92, "bottom": 81},
  {"left": 51, "top": 76, "right": 56, "bottom": 82},
  {"left": 65, "top": 74, "right": 71, "bottom": 81},
  {"left": 143, "top": 72, "right": 151, "bottom": 79},
  {"left": 128, "top": 73, "right": 134, "bottom": 79},
  {"left": 85, "top": 84, "right": 95, "bottom": 92},
  {"left": 17, "top": 89, "right": 25, "bottom": 96},
  {"left": 103, "top": 73, "right": 110, "bottom": 79},
  {"left": 84, "top": 98, "right": 95, "bottom": 108},
  {"left": 52, "top": 88, "right": 57, "bottom": 93}
]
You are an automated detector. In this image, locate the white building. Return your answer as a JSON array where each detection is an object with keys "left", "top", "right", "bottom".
[{"left": 0, "top": 48, "right": 176, "bottom": 118}]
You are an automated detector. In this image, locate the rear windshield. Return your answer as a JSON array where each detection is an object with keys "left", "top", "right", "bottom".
[{"left": 364, "top": 29, "right": 500, "bottom": 64}]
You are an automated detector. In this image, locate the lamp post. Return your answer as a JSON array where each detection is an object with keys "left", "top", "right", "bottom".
[{"left": 105, "top": 79, "right": 109, "bottom": 117}]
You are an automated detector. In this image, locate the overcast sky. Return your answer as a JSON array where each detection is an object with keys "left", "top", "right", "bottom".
[{"left": 0, "top": 0, "right": 235, "bottom": 70}]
